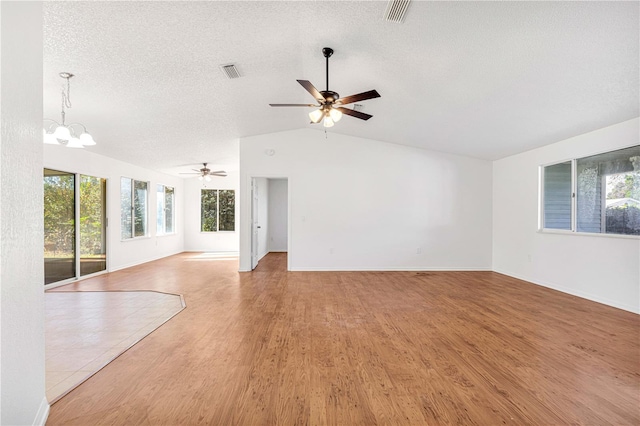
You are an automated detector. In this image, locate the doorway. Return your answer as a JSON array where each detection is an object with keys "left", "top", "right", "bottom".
[
  {"left": 250, "top": 177, "right": 289, "bottom": 270},
  {"left": 44, "top": 168, "right": 107, "bottom": 285}
]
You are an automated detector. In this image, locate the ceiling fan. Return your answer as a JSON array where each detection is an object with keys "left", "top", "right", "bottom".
[
  {"left": 269, "top": 47, "right": 381, "bottom": 127},
  {"left": 179, "top": 163, "right": 227, "bottom": 181}
]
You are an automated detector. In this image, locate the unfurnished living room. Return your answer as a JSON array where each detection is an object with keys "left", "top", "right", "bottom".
[{"left": 1, "top": 1, "right": 639, "bottom": 425}]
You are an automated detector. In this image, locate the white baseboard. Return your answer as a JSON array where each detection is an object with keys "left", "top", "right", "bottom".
[
  {"left": 109, "top": 250, "right": 182, "bottom": 273},
  {"left": 289, "top": 266, "right": 492, "bottom": 272},
  {"left": 493, "top": 268, "right": 639, "bottom": 314},
  {"left": 33, "top": 397, "right": 50, "bottom": 426},
  {"left": 183, "top": 250, "right": 240, "bottom": 255}
]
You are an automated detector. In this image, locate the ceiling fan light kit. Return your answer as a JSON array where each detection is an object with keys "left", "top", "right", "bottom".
[
  {"left": 270, "top": 47, "right": 380, "bottom": 127},
  {"left": 43, "top": 72, "right": 96, "bottom": 148}
]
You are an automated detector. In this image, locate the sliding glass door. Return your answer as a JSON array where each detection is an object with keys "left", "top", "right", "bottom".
[
  {"left": 80, "top": 175, "right": 107, "bottom": 276},
  {"left": 44, "top": 170, "right": 76, "bottom": 284},
  {"left": 44, "top": 169, "right": 107, "bottom": 285}
]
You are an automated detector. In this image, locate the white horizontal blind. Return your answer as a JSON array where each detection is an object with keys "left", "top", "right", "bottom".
[{"left": 543, "top": 162, "right": 572, "bottom": 230}]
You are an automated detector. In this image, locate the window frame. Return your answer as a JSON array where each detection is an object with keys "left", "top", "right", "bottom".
[
  {"left": 156, "top": 184, "right": 175, "bottom": 236},
  {"left": 200, "top": 188, "right": 235, "bottom": 233},
  {"left": 539, "top": 144, "right": 640, "bottom": 239},
  {"left": 121, "top": 177, "right": 149, "bottom": 240}
]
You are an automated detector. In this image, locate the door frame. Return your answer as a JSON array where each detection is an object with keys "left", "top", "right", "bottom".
[
  {"left": 251, "top": 178, "right": 259, "bottom": 270},
  {"left": 44, "top": 167, "right": 109, "bottom": 289},
  {"left": 244, "top": 175, "right": 291, "bottom": 272}
]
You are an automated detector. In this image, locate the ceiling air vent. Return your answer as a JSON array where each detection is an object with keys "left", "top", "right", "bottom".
[
  {"left": 383, "top": 0, "right": 411, "bottom": 23},
  {"left": 353, "top": 104, "right": 364, "bottom": 112},
  {"left": 220, "top": 64, "right": 241, "bottom": 79}
]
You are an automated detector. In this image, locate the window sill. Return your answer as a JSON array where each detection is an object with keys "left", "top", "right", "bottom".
[
  {"left": 121, "top": 235, "right": 151, "bottom": 242},
  {"left": 200, "top": 231, "right": 236, "bottom": 234},
  {"left": 156, "top": 233, "right": 177, "bottom": 238},
  {"left": 538, "top": 229, "right": 640, "bottom": 240}
]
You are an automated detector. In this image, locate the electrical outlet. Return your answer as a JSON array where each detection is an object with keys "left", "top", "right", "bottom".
[
  {"left": 416, "top": 247, "right": 422, "bottom": 254},
  {"left": 329, "top": 248, "right": 334, "bottom": 254}
]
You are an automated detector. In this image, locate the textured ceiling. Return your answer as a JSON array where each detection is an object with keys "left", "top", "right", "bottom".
[{"left": 43, "top": 1, "right": 639, "bottom": 175}]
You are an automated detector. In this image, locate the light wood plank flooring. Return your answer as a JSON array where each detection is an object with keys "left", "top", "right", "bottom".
[
  {"left": 47, "top": 252, "right": 639, "bottom": 425},
  {"left": 45, "top": 291, "right": 184, "bottom": 403}
]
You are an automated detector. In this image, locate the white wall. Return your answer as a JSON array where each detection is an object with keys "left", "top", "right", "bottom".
[
  {"left": 44, "top": 146, "right": 184, "bottom": 272},
  {"left": 268, "top": 179, "right": 288, "bottom": 252},
  {"left": 239, "top": 129, "right": 493, "bottom": 271},
  {"left": 0, "top": 2, "right": 49, "bottom": 424},
  {"left": 493, "top": 118, "right": 640, "bottom": 314},
  {"left": 183, "top": 170, "right": 239, "bottom": 252}
]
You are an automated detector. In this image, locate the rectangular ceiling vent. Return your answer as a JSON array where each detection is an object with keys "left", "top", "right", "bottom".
[
  {"left": 220, "top": 64, "right": 241, "bottom": 79},
  {"left": 353, "top": 104, "right": 364, "bottom": 112},
  {"left": 384, "top": 0, "right": 411, "bottom": 23}
]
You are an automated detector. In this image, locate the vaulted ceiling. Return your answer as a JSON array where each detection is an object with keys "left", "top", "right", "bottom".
[{"left": 43, "top": 1, "right": 639, "bottom": 176}]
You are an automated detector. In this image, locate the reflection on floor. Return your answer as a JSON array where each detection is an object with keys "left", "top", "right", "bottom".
[{"left": 45, "top": 291, "right": 185, "bottom": 403}]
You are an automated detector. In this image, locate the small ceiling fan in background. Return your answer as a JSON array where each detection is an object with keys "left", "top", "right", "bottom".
[
  {"left": 179, "top": 163, "right": 227, "bottom": 181},
  {"left": 269, "top": 47, "right": 381, "bottom": 127}
]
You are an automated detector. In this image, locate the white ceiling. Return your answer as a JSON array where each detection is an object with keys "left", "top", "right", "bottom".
[{"left": 43, "top": 1, "right": 639, "bottom": 176}]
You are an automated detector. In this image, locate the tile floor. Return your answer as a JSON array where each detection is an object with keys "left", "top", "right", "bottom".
[{"left": 45, "top": 291, "right": 185, "bottom": 403}]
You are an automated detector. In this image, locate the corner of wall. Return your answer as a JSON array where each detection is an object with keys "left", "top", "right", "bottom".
[{"left": 491, "top": 118, "right": 640, "bottom": 313}]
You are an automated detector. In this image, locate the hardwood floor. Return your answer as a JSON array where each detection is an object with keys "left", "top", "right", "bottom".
[
  {"left": 45, "top": 291, "right": 184, "bottom": 403},
  {"left": 47, "top": 252, "right": 639, "bottom": 425}
]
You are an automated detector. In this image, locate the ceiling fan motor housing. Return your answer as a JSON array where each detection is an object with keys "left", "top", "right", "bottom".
[{"left": 320, "top": 91, "right": 339, "bottom": 104}]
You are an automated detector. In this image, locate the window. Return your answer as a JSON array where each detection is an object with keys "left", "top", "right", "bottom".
[
  {"left": 542, "top": 145, "right": 640, "bottom": 236},
  {"left": 201, "top": 189, "right": 235, "bottom": 232},
  {"left": 157, "top": 184, "right": 175, "bottom": 235},
  {"left": 121, "top": 177, "right": 148, "bottom": 239}
]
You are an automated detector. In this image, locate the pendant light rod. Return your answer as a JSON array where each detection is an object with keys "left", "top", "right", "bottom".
[
  {"left": 322, "top": 47, "right": 333, "bottom": 91},
  {"left": 59, "top": 72, "right": 74, "bottom": 126},
  {"left": 326, "top": 55, "right": 329, "bottom": 91}
]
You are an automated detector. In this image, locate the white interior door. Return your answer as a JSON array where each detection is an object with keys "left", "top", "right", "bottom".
[{"left": 251, "top": 178, "right": 259, "bottom": 270}]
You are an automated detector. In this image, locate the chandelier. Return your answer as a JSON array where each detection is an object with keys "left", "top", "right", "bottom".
[{"left": 43, "top": 72, "right": 96, "bottom": 148}]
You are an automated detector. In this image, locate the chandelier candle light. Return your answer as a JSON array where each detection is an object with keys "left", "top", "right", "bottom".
[{"left": 43, "top": 72, "right": 96, "bottom": 148}]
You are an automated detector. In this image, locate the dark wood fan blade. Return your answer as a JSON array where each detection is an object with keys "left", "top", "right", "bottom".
[
  {"left": 297, "top": 80, "right": 325, "bottom": 102},
  {"left": 335, "top": 107, "right": 373, "bottom": 121},
  {"left": 269, "top": 103, "right": 318, "bottom": 107},
  {"left": 335, "top": 90, "right": 380, "bottom": 105}
]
